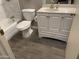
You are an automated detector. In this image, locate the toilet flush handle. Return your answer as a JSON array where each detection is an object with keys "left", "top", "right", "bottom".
[{"left": 0, "top": 27, "right": 4, "bottom": 36}]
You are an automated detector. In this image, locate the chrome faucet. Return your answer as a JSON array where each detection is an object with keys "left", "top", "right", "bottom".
[
  {"left": 50, "top": 0, "right": 58, "bottom": 9},
  {"left": 50, "top": 0, "right": 54, "bottom": 8},
  {"left": 50, "top": 3, "right": 54, "bottom": 8}
]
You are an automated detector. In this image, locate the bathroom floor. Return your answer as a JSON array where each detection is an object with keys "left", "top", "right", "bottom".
[{"left": 9, "top": 28, "right": 66, "bottom": 59}]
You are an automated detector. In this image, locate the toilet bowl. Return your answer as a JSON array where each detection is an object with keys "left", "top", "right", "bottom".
[
  {"left": 16, "top": 21, "right": 31, "bottom": 31},
  {"left": 16, "top": 9, "right": 35, "bottom": 38},
  {"left": 16, "top": 21, "right": 33, "bottom": 38}
]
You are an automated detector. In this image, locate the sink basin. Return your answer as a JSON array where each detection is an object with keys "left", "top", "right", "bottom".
[
  {"left": 42, "top": 7, "right": 58, "bottom": 11},
  {"left": 42, "top": 7, "right": 68, "bottom": 11}
]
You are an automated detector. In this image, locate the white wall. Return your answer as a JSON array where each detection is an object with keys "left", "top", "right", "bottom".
[
  {"left": 0, "top": 0, "right": 21, "bottom": 40},
  {"left": 65, "top": 0, "right": 79, "bottom": 59},
  {"left": 19, "top": 0, "right": 42, "bottom": 10},
  {"left": 65, "top": 5, "right": 79, "bottom": 59},
  {"left": 2, "top": 0, "right": 21, "bottom": 21},
  {"left": 0, "top": 0, "right": 21, "bottom": 22},
  {"left": 0, "top": 5, "right": 7, "bottom": 21},
  {"left": 0, "top": 0, "right": 22, "bottom": 32},
  {"left": 0, "top": 0, "right": 7, "bottom": 21}
]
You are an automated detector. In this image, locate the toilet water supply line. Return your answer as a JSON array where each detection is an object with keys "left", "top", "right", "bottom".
[{"left": 34, "top": 16, "right": 37, "bottom": 22}]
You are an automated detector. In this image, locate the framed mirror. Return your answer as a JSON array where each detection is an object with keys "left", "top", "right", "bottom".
[{"left": 43, "top": 0, "right": 74, "bottom": 4}]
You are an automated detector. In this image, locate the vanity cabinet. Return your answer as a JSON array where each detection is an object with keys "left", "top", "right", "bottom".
[{"left": 37, "top": 13, "right": 75, "bottom": 41}]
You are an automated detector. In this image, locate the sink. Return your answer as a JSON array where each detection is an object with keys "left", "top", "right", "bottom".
[
  {"left": 42, "top": 7, "right": 67, "bottom": 11},
  {"left": 42, "top": 7, "right": 58, "bottom": 11}
]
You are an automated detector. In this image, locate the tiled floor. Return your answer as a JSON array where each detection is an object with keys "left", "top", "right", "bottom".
[{"left": 9, "top": 28, "right": 66, "bottom": 59}]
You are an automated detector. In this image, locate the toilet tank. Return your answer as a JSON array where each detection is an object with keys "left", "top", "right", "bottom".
[{"left": 22, "top": 9, "right": 35, "bottom": 21}]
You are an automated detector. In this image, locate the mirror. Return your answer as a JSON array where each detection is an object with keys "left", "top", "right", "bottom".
[{"left": 43, "top": 0, "right": 74, "bottom": 4}]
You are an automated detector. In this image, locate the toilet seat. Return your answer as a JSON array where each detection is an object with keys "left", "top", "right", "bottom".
[{"left": 16, "top": 21, "right": 31, "bottom": 31}]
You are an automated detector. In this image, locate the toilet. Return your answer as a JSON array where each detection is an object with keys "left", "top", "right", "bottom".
[{"left": 16, "top": 9, "right": 35, "bottom": 38}]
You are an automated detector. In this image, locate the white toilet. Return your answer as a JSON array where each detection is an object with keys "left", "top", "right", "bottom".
[{"left": 16, "top": 9, "right": 35, "bottom": 38}]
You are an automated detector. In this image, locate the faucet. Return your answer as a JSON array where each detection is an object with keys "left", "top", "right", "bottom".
[
  {"left": 50, "top": 0, "right": 58, "bottom": 9},
  {"left": 50, "top": 0, "right": 54, "bottom": 8}
]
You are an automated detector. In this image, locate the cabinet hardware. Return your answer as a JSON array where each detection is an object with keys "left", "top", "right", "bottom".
[
  {"left": 46, "top": 16, "right": 50, "bottom": 18},
  {"left": 70, "top": 14, "right": 75, "bottom": 16},
  {"left": 62, "top": 17, "right": 64, "bottom": 19}
]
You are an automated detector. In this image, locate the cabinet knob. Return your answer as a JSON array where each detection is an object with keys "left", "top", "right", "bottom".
[
  {"left": 62, "top": 17, "right": 64, "bottom": 19},
  {"left": 46, "top": 16, "right": 50, "bottom": 18},
  {"left": 70, "top": 14, "right": 75, "bottom": 16}
]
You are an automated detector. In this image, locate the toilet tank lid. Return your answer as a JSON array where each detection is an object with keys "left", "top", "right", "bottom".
[{"left": 22, "top": 9, "right": 35, "bottom": 12}]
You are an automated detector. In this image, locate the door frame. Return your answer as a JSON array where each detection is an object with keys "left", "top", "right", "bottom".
[
  {"left": 65, "top": 5, "right": 79, "bottom": 59},
  {"left": 0, "top": 28, "right": 16, "bottom": 59}
]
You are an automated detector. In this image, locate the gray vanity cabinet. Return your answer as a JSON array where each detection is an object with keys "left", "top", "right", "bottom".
[{"left": 37, "top": 13, "right": 74, "bottom": 42}]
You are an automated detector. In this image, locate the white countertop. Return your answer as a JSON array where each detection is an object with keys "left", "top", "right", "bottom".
[{"left": 37, "top": 4, "right": 76, "bottom": 14}]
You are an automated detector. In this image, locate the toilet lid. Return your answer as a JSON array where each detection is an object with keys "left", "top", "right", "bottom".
[
  {"left": 22, "top": 9, "right": 35, "bottom": 12},
  {"left": 16, "top": 21, "right": 31, "bottom": 30}
]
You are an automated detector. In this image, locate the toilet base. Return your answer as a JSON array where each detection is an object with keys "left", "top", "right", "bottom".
[{"left": 22, "top": 28, "right": 33, "bottom": 38}]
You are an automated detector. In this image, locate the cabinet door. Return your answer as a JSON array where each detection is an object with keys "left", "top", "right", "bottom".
[
  {"left": 60, "top": 16, "right": 73, "bottom": 37},
  {"left": 49, "top": 16, "right": 61, "bottom": 34},
  {"left": 37, "top": 15, "right": 49, "bottom": 32}
]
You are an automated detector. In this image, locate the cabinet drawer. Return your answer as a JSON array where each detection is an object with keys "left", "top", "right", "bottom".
[
  {"left": 39, "top": 32, "right": 57, "bottom": 38},
  {"left": 39, "top": 32, "right": 68, "bottom": 41},
  {"left": 56, "top": 35, "right": 68, "bottom": 41},
  {"left": 37, "top": 13, "right": 74, "bottom": 17},
  {"left": 61, "top": 14, "right": 73, "bottom": 18},
  {"left": 38, "top": 27, "right": 58, "bottom": 35}
]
